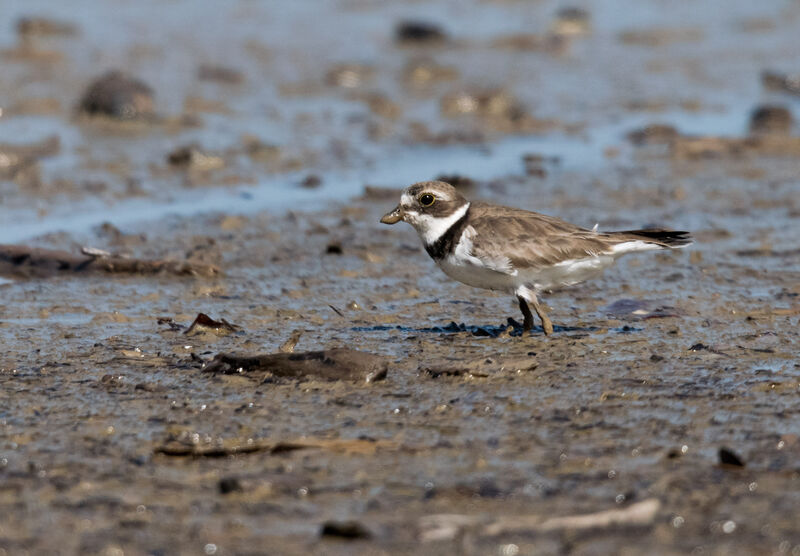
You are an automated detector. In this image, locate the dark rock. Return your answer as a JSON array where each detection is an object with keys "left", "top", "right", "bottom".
[
  {"left": 749, "top": 105, "right": 793, "bottom": 135},
  {"left": 203, "top": 349, "right": 389, "bottom": 383},
  {"left": 300, "top": 174, "right": 322, "bottom": 188},
  {"left": 79, "top": 71, "right": 155, "bottom": 120},
  {"left": 218, "top": 477, "right": 243, "bottom": 494},
  {"left": 326, "top": 243, "right": 343, "bottom": 255},
  {"left": 395, "top": 20, "right": 446, "bottom": 44},
  {"left": 320, "top": 520, "right": 372, "bottom": 539},
  {"left": 718, "top": 447, "right": 745, "bottom": 467}
]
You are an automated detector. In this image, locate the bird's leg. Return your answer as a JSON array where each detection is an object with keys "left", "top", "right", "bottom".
[
  {"left": 530, "top": 296, "right": 554, "bottom": 336},
  {"left": 517, "top": 295, "right": 534, "bottom": 332}
]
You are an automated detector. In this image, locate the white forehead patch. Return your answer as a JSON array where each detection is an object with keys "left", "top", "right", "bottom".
[{"left": 401, "top": 193, "right": 414, "bottom": 207}]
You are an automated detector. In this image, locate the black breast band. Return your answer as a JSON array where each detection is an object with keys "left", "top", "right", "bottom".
[{"left": 424, "top": 206, "right": 471, "bottom": 260}]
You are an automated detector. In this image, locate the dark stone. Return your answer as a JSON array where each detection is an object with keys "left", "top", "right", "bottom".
[
  {"left": 218, "top": 477, "right": 243, "bottom": 494},
  {"left": 300, "top": 174, "right": 322, "bottom": 188},
  {"left": 320, "top": 520, "right": 372, "bottom": 539},
  {"left": 749, "top": 105, "right": 793, "bottom": 135},
  {"left": 719, "top": 447, "right": 745, "bottom": 467},
  {"left": 79, "top": 71, "right": 155, "bottom": 120},
  {"left": 395, "top": 20, "right": 446, "bottom": 44}
]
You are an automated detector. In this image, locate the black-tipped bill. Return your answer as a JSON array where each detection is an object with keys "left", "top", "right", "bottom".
[{"left": 380, "top": 205, "right": 403, "bottom": 224}]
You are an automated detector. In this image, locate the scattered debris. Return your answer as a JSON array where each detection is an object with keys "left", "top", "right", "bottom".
[
  {"left": 320, "top": 520, "right": 373, "bottom": 540},
  {"left": 718, "top": 447, "right": 746, "bottom": 467},
  {"left": 203, "top": 348, "right": 389, "bottom": 383},
  {"left": 218, "top": 477, "right": 243, "bottom": 494},
  {"left": 395, "top": 20, "right": 447, "bottom": 44},
  {"left": 155, "top": 433, "right": 397, "bottom": 457},
  {"left": 418, "top": 498, "right": 661, "bottom": 542},
  {"left": 299, "top": 174, "right": 322, "bottom": 188},
  {"left": 78, "top": 71, "right": 156, "bottom": 120},
  {"left": 326, "top": 243, "right": 343, "bottom": 255},
  {"left": 167, "top": 144, "right": 225, "bottom": 171},
  {"left": 749, "top": 105, "right": 792, "bottom": 135},
  {"left": 80, "top": 246, "right": 112, "bottom": 258},
  {"left": 0, "top": 244, "right": 220, "bottom": 279},
  {"left": 184, "top": 313, "right": 242, "bottom": 336},
  {"left": 156, "top": 316, "right": 185, "bottom": 331},
  {"left": 278, "top": 330, "right": 303, "bottom": 353}
]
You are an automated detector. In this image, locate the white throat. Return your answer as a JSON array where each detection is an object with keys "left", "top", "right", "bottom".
[{"left": 408, "top": 202, "right": 470, "bottom": 245}]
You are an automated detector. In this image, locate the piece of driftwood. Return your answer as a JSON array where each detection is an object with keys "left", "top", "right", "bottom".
[
  {"left": 0, "top": 244, "right": 219, "bottom": 278},
  {"left": 203, "top": 348, "right": 389, "bottom": 383},
  {"left": 155, "top": 436, "right": 398, "bottom": 457},
  {"left": 418, "top": 498, "right": 661, "bottom": 542}
]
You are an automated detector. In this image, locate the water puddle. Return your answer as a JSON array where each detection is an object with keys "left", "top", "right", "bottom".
[{"left": 2, "top": 105, "right": 752, "bottom": 244}]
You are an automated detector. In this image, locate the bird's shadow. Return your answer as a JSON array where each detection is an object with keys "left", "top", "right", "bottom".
[{"left": 352, "top": 319, "right": 641, "bottom": 338}]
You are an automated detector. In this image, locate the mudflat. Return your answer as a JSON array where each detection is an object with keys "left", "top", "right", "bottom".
[{"left": 1, "top": 1, "right": 799, "bottom": 554}]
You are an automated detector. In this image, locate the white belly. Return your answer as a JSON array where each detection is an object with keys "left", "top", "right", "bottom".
[
  {"left": 437, "top": 256, "right": 519, "bottom": 291},
  {"left": 519, "top": 255, "right": 615, "bottom": 290},
  {"left": 437, "top": 252, "right": 616, "bottom": 293}
]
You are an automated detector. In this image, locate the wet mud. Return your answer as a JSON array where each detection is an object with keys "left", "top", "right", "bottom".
[{"left": 1, "top": 0, "right": 800, "bottom": 554}]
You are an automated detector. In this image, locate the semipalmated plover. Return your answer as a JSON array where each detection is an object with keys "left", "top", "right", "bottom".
[{"left": 380, "top": 181, "right": 691, "bottom": 334}]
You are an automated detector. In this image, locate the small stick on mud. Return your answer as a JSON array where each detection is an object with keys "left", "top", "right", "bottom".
[
  {"left": 0, "top": 244, "right": 220, "bottom": 278},
  {"left": 418, "top": 498, "right": 661, "bottom": 542}
]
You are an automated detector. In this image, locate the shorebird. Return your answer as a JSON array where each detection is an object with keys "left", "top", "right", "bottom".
[{"left": 380, "top": 181, "right": 691, "bottom": 334}]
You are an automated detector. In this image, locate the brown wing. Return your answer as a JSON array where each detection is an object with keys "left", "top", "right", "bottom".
[{"left": 466, "top": 202, "right": 618, "bottom": 272}]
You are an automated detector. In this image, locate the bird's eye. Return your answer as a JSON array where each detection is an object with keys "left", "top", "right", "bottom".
[{"left": 419, "top": 193, "right": 435, "bottom": 207}]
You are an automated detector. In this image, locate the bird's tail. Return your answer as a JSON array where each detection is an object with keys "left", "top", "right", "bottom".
[{"left": 612, "top": 228, "right": 693, "bottom": 250}]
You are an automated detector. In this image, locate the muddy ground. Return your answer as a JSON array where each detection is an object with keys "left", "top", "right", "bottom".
[{"left": 1, "top": 1, "right": 800, "bottom": 555}]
